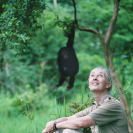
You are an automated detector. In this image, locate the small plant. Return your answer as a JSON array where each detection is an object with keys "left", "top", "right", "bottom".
[
  {"left": 68, "top": 97, "right": 93, "bottom": 133},
  {"left": 68, "top": 98, "right": 93, "bottom": 114},
  {"left": 14, "top": 97, "right": 36, "bottom": 133}
]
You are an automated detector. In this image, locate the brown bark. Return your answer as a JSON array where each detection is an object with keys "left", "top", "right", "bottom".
[{"left": 77, "top": 0, "right": 133, "bottom": 132}]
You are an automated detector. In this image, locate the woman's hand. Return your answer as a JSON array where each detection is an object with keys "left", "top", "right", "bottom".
[
  {"left": 42, "top": 120, "right": 58, "bottom": 133},
  {"left": 42, "top": 128, "right": 57, "bottom": 133},
  {"left": 42, "top": 128, "right": 47, "bottom": 133},
  {"left": 46, "top": 120, "right": 56, "bottom": 131}
]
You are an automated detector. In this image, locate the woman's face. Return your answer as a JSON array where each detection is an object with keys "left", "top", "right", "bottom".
[{"left": 88, "top": 68, "right": 110, "bottom": 92}]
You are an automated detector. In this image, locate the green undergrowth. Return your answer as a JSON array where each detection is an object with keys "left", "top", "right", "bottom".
[{"left": 0, "top": 82, "right": 132, "bottom": 133}]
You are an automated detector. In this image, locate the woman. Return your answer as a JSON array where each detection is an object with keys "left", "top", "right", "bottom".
[{"left": 42, "top": 67, "right": 129, "bottom": 133}]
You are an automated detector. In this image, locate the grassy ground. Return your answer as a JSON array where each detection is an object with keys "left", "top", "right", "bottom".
[
  {"left": 0, "top": 87, "right": 81, "bottom": 133},
  {"left": 0, "top": 85, "right": 132, "bottom": 133},
  {"left": 0, "top": 109, "right": 58, "bottom": 133}
]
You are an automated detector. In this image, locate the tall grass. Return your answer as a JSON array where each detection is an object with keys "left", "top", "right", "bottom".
[{"left": 0, "top": 83, "right": 89, "bottom": 133}]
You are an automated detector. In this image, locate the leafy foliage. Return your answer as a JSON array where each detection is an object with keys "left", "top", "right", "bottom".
[
  {"left": 112, "top": 1, "right": 133, "bottom": 62},
  {"left": 68, "top": 95, "right": 94, "bottom": 133},
  {"left": 14, "top": 97, "right": 36, "bottom": 132},
  {"left": 14, "top": 97, "right": 35, "bottom": 120},
  {"left": 68, "top": 98, "right": 93, "bottom": 114},
  {"left": 52, "top": 15, "right": 75, "bottom": 37},
  {"left": 0, "top": 0, "right": 45, "bottom": 52}
]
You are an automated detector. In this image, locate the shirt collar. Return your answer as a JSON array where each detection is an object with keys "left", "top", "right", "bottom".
[{"left": 92, "top": 92, "right": 111, "bottom": 106}]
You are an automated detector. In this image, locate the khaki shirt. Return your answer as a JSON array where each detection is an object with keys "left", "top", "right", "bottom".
[{"left": 75, "top": 93, "right": 129, "bottom": 133}]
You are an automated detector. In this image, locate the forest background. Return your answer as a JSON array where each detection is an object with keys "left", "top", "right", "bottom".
[{"left": 0, "top": 0, "right": 133, "bottom": 133}]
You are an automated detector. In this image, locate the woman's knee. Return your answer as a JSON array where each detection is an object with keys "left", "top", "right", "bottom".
[
  {"left": 58, "top": 129, "right": 82, "bottom": 133},
  {"left": 63, "top": 129, "right": 73, "bottom": 133}
]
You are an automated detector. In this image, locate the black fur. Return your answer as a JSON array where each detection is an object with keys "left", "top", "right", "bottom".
[{"left": 55, "top": 23, "right": 79, "bottom": 90}]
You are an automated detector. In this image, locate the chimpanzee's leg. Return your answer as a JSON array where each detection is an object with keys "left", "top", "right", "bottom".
[
  {"left": 58, "top": 76, "right": 66, "bottom": 86},
  {"left": 54, "top": 75, "right": 67, "bottom": 89},
  {"left": 66, "top": 75, "right": 75, "bottom": 91}
]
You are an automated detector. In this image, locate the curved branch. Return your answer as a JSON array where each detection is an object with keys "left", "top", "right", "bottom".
[
  {"left": 105, "top": 0, "right": 120, "bottom": 46},
  {"left": 77, "top": 26, "right": 105, "bottom": 44}
]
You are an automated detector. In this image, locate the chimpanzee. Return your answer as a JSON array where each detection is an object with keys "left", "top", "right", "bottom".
[{"left": 54, "top": 22, "right": 79, "bottom": 91}]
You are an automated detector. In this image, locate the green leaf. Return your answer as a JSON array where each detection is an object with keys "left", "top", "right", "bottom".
[
  {"left": 13, "top": 98, "right": 22, "bottom": 106},
  {"left": 30, "top": 114, "right": 35, "bottom": 120},
  {"left": 22, "top": 100, "right": 28, "bottom": 104}
]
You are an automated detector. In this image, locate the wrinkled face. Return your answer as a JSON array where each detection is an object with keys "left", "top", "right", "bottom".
[{"left": 88, "top": 68, "right": 110, "bottom": 92}]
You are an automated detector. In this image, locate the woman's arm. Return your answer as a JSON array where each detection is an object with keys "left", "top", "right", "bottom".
[
  {"left": 55, "top": 115, "right": 77, "bottom": 123},
  {"left": 42, "top": 115, "right": 77, "bottom": 133},
  {"left": 56, "top": 115, "right": 96, "bottom": 130}
]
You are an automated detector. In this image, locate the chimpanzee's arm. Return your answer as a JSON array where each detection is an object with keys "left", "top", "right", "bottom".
[{"left": 66, "top": 23, "right": 75, "bottom": 48}]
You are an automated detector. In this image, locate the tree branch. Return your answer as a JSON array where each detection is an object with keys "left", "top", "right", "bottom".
[
  {"left": 105, "top": 0, "right": 120, "bottom": 46},
  {"left": 77, "top": 26, "right": 105, "bottom": 44}
]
